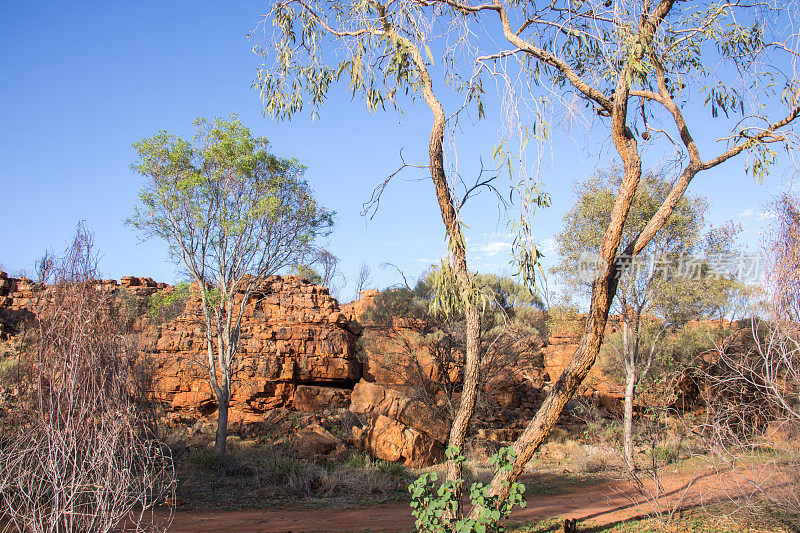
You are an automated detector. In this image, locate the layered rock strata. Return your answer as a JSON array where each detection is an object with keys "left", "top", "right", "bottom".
[{"left": 137, "top": 275, "right": 362, "bottom": 425}]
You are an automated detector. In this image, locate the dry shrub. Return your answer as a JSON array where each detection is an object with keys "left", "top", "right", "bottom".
[
  {"left": 692, "top": 194, "right": 800, "bottom": 527},
  {"left": 0, "top": 226, "right": 174, "bottom": 533},
  {"left": 698, "top": 319, "right": 800, "bottom": 526}
]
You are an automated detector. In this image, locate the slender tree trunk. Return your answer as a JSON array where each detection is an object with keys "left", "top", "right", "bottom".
[
  {"left": 445, "top": 307, "right": 480, "bottom": 484},
  {"left": 623, "top": 364, "right": 636, "bottom": 471},
  {"left": 400, "top": 33, "right": 482, "bottom": 517},
  {"left": 215, "top": 391, "right": 229, "bottom": 455},
  {"left": 468, "top": 63, "right": 643, "bottom": 518},
  {"left": 468, "top": 270, "right": 621, "bottom": 517}
]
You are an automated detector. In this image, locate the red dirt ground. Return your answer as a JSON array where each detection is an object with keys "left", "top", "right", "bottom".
[{"left": 161, "top": 464, "right": 740, "bottom": 532}]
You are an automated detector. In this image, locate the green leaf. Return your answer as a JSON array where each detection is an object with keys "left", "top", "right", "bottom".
[{"left": 424, "top": 43, "right": 435, "bottom": 66}]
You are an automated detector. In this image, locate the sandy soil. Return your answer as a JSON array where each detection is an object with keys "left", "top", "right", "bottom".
[{"left": 160, "top": 464, "right": 737, "bottom": 532}]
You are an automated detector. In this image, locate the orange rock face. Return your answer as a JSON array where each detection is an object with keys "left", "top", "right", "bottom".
[
  {"left": 0, "top": 272, "right": 362, "bottom": 426},
  {"left": 349, "top": 380, "right": 447, "bottom": 467},
  {"left": 140, "top": 275, "right": 362, "bottom": 425},
  {"left": 353, "top": 414, "right": 445, "bottom": 468}
]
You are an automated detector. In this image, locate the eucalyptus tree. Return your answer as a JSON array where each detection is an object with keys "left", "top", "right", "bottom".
[
  {"left": 129, "top": 116, "right": 333, "bottom": 455},
  {"left": 256, "top": 0, "right": 800, "bottom": 515},
  {"left": 255, "top": 0, "right": 524, "bottom": 501},
  {"left": 554, "top": 170, "right": 706, "bottom": 470}
]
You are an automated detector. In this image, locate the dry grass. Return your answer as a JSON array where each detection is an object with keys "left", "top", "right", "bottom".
[
  {"left": 510, "top": 504, "right": 796, "bottom": 532},
  {"left": 172, "top": 442, "right": 412, "bottom": 510}
]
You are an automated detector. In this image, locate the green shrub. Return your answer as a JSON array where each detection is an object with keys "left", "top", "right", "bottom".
[
  {"left": 147, "top": 282, "right": 190, "bottom": 323},
  {"left": 345, "top": 452, "right": 368, "bottom": 469},
  {"left": 375, "top": 458, "right": 409, "bottom": 480},
  {"left": 409, "top": 446, "right": 526, "bottom": 532},
  {"left": 650, "top": 444, "right": 679, "bottom": 466}
]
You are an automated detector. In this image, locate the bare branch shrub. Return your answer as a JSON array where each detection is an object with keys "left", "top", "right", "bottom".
[
  {"left": 694, "top": 194, "right": 800, "bottom": 526},
  {"left": 0, "top": 225, "right": 174, "bottom": 532},
  {"left": 359, "top": 273, "right": 545, "bottom": 425},
  {"left": 696, "top": 319, "right": 800, "bottom": 526}
]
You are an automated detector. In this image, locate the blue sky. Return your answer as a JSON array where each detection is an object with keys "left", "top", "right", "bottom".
[{"left": 1, "top": 1, "right": 795, "bottom": 303}]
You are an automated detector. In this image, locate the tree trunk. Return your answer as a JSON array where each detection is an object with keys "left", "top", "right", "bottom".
[
  {"left": 467, "top": 66, "right": 643, "bottom": 518},
  {"left": 429, "top": 117, "right": 481, "bottom": 517},
  {"left": 468, "top": 270, "right": 621, "bottom": 518},
  {"left": 215, "top": 392, "right": 229, "bottom": 456},
  {"left": 623, "top": 365, "right": 636, "bottom": 471},
  {"left": 403, "top": 36, "right": 482, "bottom": 518},
  {"left": 445, "top": 306, "right": 480, "bottom": 487}
]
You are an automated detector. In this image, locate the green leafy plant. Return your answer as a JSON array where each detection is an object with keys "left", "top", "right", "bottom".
[
  {"left": 409, "top": 446, "right": 526, "bottom": 532},
  {"left": 147, "top": 282, "right": 190, "bottom": 323}
]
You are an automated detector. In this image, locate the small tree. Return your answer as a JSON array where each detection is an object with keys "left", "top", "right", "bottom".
[
  {"left": 555, "top": 170, "right": 705, "bottom": 469},
  {"left": 290, "top": 249, "right": 345, "bottom": 296},
  {"left": 354, "top": 261, "right": 372, "bottom": 298},
  {"left": 129, "top": 116, "right": 333, "bottom": 455}
]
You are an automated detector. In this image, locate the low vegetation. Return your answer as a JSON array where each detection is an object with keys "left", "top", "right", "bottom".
[
  {"left": 147, "top": 282, "right": 190, "bottom": 324},
  {"left": 173, "top": 442, "right": 412, "bottom": 509}
]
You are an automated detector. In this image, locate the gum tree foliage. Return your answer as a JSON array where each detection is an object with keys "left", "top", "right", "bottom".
[
  {"left": 256, "top": 0, "right": 800, "bottom": 514},
  {"left": 129, "top": 117, "right": 333, "bottom": 455},
  {"left": 651, "top": 221, "right": 750, "bottom": 326},
  {"left": 555, "top": 172, "right": 748, "bottom": 469}
]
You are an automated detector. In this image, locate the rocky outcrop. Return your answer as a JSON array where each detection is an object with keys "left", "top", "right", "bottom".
[
  {"left": 141, "top": 275, "right": 362, "bottom": 426},
  {"left": 349, "top": 380, "right": 446, "bottom": 467},
  {"left": 0, "top": 271, "right": 363, "bottom": 427}
]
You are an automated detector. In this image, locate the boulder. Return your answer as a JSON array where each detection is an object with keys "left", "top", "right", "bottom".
[
  {"left": 349, "top": 380, "right": 448, "bottom": 442},
  {"left": 353, "top": 415, "right": 445, "bottom": 468},
  {"left": 293, "top": 385, "right": 351, "bottom": 412},
  {"left": 296, "top": 423, "right": 343, "bottom": 456}
]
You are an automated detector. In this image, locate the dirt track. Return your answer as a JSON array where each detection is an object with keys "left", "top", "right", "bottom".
[{"left": 163, "top": 465, "right": 735, "bottom": 532}]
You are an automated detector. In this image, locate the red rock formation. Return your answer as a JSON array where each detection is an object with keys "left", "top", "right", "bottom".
[
  {"left": 0, "top": 272, "right": 363, "bottom": 427},
  {"left": 348, "top": 380, "right": 447, "bottom": 467},
  {"left": 139, "top": 275, "right": 362, "bottom": 426}
]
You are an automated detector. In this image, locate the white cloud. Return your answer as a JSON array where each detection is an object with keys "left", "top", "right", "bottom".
[
  {"left": 759, "top": 210, "right": 778, "bottom": 220},
  {"left": 539, "top": 238, "right": 556, "bottom": 255},
  {"left": 738, "top": 208, "right": 754, "bottom": 218},
  {"left": 477, "top": 241, "right": 513, "bottom": 255}
]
